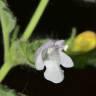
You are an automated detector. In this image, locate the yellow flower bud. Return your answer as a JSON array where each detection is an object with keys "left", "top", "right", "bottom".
[{"left": 71, "top": 31, "right": 96, "bottom": 52}]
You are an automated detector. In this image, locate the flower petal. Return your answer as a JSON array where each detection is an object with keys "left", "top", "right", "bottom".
[
  {"left": 59, "top": 51, "right": 74, "bottom": 68},
  {"left": 35, "top": 52, "right": 45, "bottom": 70},
  {"left": 35, "top": 40, "right": 55, "bottom": 70},
  {"left": 44, "top": 60, "right": 64, "bottom": 83}
]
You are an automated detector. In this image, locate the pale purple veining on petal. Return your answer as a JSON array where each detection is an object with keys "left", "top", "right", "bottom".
[
  {"left": 35, "top": 40, "right": 55, "bottom": 70},
  {"left": 35, "top": 40, "right": 55, "bottom": 57}
]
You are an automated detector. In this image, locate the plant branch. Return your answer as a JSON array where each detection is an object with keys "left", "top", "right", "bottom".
[
  {"left": 0, "top": 63, "right": 12, "bottom": 82},
  {"left": 21, "top": 0, "right": 49, "bottom": 41},
  {"left": 0, "top": 11, "right": 9, "bottom": 62}
]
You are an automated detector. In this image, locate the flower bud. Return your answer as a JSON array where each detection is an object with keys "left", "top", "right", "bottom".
[{"left": 71, "top": 31, "right": 96, "bottom": 52}]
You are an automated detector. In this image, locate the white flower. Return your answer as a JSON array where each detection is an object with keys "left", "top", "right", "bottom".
[{"left": 35, "top": 40, "right": 74, "bottom": 83}]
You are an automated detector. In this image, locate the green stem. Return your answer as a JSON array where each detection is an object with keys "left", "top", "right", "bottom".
[
  {"left": 0, "top": 63, "right": 12, "bottom": 82},
  {"left": 21, "top": 0, "right": 49, "bottom": 41},
  {"left": 2, "top": 29, "right": 9, "bottom": 61},
  {"left": 1, "top": 11, "right": 9, "bottom": 62}
]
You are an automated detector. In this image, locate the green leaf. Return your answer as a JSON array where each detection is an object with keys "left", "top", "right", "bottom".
[
  {"left": 10, "top": 40, "right": 30, "bottom": 66},
  {"left": 10, "top": 39, "right": 48, "bottom": 68},
  {"left": 0, "top": 0, "right": 16, "bottom": 34}
]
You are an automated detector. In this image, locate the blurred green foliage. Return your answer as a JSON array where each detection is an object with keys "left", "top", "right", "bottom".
[
  {"left": 0, "top": 84, "right": 16, "bottom": 96},
  {"left": 0, "top": 0, "right": 16, "bottom": 35},
  {"left": 69, "top": 46, "right": 96, "bottom": 69}
]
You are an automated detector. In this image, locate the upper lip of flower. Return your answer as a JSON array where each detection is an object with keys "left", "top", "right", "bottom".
[{"left": 35, "top": 40, "right": 74, "bottom": 83}]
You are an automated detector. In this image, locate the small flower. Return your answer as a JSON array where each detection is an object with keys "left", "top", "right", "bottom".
[
  {"left": 35, "top": 40, "right": 74, "bottom": 83},
  {"left": 71, "top": 31, "right": 96, "bottom": 52}
]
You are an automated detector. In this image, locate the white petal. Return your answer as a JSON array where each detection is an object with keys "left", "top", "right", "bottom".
[
  {"left": 59, "top": 51, "right": 74, "bottom": 68},
  {"left": 35, "top": 40, "right": 55, "bottom": 70},
  {"left": 35, "top": 52, "right": 44, "bottom": 70},
  {"left": 44, "top": 60, "right": 64, "bottom": 83}
]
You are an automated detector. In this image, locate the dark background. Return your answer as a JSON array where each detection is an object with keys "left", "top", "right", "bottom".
[{"left": 1, "top": 0, "right": 96, "bottom": 96}]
